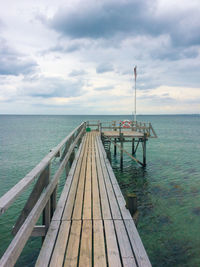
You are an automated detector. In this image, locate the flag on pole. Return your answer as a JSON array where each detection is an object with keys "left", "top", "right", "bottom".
[{"left": 134, "top": 65, "right": 137, "bottom": 81}]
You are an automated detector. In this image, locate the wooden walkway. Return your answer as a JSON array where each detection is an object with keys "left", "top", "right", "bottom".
[{"left": 36, "top": 132, "right": 151, "bottom": 267}]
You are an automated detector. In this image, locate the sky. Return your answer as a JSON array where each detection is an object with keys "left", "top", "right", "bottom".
[{"left": 0, "top": 0, "right": 200, "bottom": 115}]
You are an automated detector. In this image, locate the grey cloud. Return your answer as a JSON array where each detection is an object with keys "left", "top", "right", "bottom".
[
  {"left": 43, "top": 0, "right": 200, "bottom": 49},
  {"left": 69, "top": 69, "right": 87, "bottom": 77},
  {"left": 47, "top": 0, "right": 154, "bottom": 39},
  {"left": 0, "top": 38, "right": 37, "bottom": 76},
  {"left": 94, "top": 85, "right": 114, "bottom": 91},
  {"left": 96, "top": 63, "right": 114, "bottom": 73},
  {"left": 20, "top": 76, "right": 83, "bottom": 99},
  {"left": 46, "top": 43, "right": 82, "bottom": 54}
]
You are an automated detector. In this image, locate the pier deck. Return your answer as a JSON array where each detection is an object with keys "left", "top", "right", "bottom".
[{"left": 36, "top": 131, "right": 151, "bottom": 267}]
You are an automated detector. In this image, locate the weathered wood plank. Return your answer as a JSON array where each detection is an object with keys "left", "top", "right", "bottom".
[
  {"left": 72, "top": 135, "right": 89, "bottom": 220},
  {"left": 79, "top": 220, "right": 92, "bottom": 267},
  {"left": 96, "top": 138, "right": 121, "bottom": 220},
  {"left": 12, "top": 164, "right": 50, "bottom": 236},
  {"left": 98, "top": 136, "right": 132, "bottom": 220},
  {"left": 124, "top": 219, "right": 152, "bottom": 267},
  {"left": 64, "top": 220, "right": 82, "bottom": 267},
  {"left": 114, "top": 220, "right": 137, "bottom": 267},
  {"left": 49, "top": 221, "right": 71, "bottom": 267},
  {"left": 62, "top": 134, "right": 88, "bottom": 220},
  {"left": 36, "top": 221, "right": 61, "bottom": 267},
  {"left": 95, "top": 139, "right": 111, "bottom": 220},
  {"left": 52, "top": 137, "right": 85, "bottom": 221},
  {"left": 91, "top": 133, "right": 101, "bottom": 219},
  {"left": 104, "top": 220, "right": 122, "bottom": 267},
  {"left": 83, "top": 133, "right": 92, "bottom": 220},
  {"left": 31, "top": 225, "right": 46, "bottom": 237},
  {"left": 93, "top": 220, "right": 107, "bottom": 266}
]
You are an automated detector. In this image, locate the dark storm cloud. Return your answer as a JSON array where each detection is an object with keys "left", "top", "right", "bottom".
[
  {"left": 0, "top": 38, "right": 38, "bottom": 76},
  {"left": 47, "top": 0, "right": 154, "bottom": 39},
  {"left": 43, "top": 0, "right": 200, "bottom": 52},
  {"left": 96, "top": 63, "right": 114, "bottom": 73},
  {"left": 21, "top": 76, "right": 83, "bottom": 99}
]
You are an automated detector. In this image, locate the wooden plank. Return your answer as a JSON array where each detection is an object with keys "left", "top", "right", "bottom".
[
  {"left": 35, "top": 220, "right": 60, "bottom": 267},
  {"left": 31, "top": 225, "right": 46, "bottom": 237},
  {"left": 0, "top": 123, "right": 85, "bottom": 215},
  {"left": 124, "top": 219, "right": 152, "bottom": 267},
  {"left": 96, "top": 138, "right": 121, "bottom": 220},
  {"left": 72, "top": 134, "right": 89, "bottom": 220},
  {"left": 93, "top": 220, "right": 107, "bottom": 266},
  {"left": 64, "top": 220, "right": 81, "bottom": 267},
  {"left": 79, "top": 220, "right": 92, "bottom": 267},
  {"left": 43, "top": 165, "right": 51, "bottom": 232},
  {"left": 98, "top": 135, "right": 151, "bottom": 266},
  {"left": 114, "top": 220, "right": 137, "bottom": 267},
  {"left": 62, "top": 134, "right": 89, "bottom": 220},
  {"left": 12, "top": 164, "right": 50, "bottom": 236},
  {"left": 91, "top": 133, "right": 101, "bottom": 219},
  {"left": 104, "top": 220, "right": 122, "bottom": 267},
  {"left": 98, "top": 136, "right": 132, "bottom": 220},
  {"left": 52, "top": 137, "right": 85, "bottom": 221},
  {"left": 95, "top": 139, "right": 111, "bottom": 220},
  {"left": 83, "top": 132, "right": 92, "bottom": 219},
  {"left": 49, "top": 221, "right": 71, "bottom": 267},
  {"left": 0, "top": 129, "right": 84, "bottom": 267},
  {"left": 98, "top": 137, "right": 132, "bottom": 220}
]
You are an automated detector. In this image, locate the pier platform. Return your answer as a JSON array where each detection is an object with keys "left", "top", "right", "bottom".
[{"left": 0, "top": 121, "right": 155, "bottom": 267}]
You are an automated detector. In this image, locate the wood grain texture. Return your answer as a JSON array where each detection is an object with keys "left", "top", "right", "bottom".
[{"left": 79, "top": 220, "right": 92, "bottom": 267}]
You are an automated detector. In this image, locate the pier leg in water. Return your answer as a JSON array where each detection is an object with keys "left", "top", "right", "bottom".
[
  {"left": 120, "top": 133, "right": 124, "bottom": 170},
  {"left": 132, "top": 138, "right": 135, "bottom": 155},
  {"left": 143, "top": 133, "right": 147, "bottom": 167},
  {"left": 114, "top": 138, "right": 117, "bottom": 156}
]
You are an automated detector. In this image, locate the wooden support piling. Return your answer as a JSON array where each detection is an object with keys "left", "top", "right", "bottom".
[
  {"left": 126, "top": 193, "right": 137, "bottom": 217},
  {"left": 120, "top": 133, "right": 124, "bottom": 169},
  {"left": 132, "top": 138, "right": 135, "bottom": 155},
  {"left": 143, "top": 133, "right": 147, "bottom": 167},
  {"left": 114, "top": 138, "right": 117, "bottom": 156}
]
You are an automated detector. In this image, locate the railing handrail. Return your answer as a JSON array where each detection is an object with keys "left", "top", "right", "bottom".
[
  {"left": 0, "top": 122, "right": 85, "bottom": 215},
  {"left": 0, "top": 128, "right": 85, "bottom": 267}
]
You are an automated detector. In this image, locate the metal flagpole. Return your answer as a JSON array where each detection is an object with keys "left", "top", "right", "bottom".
[{"left": 134, "top": 66, "right": 137, "bottom": 122}]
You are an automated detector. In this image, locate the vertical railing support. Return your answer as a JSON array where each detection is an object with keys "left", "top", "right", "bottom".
[
  {"left": 120, "top": 133, "right": 124, "bottom": 170},
  {"left": 42, "top": 164, "right": 51, "bottom": 234}
]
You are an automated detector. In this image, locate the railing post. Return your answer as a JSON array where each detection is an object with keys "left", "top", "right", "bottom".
[
  {"left": 120, "top": 133, "right": 124, "bottom": 170},
  {"left": 42, "top": 164, "right": 51, "bottom": 234}
]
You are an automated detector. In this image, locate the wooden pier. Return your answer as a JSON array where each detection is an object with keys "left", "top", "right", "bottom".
[{"left": 0, "top": 121, "right": 155, "bottom": 267}]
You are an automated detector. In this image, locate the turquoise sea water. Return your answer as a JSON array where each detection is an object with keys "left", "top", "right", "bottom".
[{"left": 0, "top": 114, "right": 200, "bottom": 266}]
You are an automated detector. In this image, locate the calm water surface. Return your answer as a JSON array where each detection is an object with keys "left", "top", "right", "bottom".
[{"left": 0, "top": 115, "right": 200, "bottom": 266}]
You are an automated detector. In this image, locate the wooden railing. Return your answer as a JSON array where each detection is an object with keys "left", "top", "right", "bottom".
[
  {"left": 0, "top": 122, "right": 86, "bottom": 267},
  {"left": 86, "top": 120, "right": 157, "bottom": 138}
]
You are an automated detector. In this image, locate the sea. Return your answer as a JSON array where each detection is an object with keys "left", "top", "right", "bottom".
[{"left": 0, "top": 114, "right": 200, "bottom": 267}]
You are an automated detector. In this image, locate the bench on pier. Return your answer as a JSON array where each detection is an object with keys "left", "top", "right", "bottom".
[{"left": 36, "top": 132, "right": 151, "bottom": 267}]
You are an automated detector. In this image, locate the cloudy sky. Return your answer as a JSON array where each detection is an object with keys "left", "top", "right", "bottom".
[{"left": 0, "top": 0, "right": 200, "bottom": 114}]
